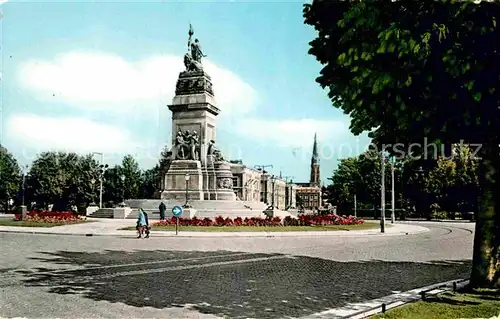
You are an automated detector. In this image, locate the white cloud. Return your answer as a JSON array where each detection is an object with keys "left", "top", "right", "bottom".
[
  {"left": 18, "top": 51, "right": 257, "bottom": 115},
  {"left": 233, "top": 118, "right": 349, "bottom": 148},
  {"left": 6, "top": 113, "right": 140, "bottom": 155}
]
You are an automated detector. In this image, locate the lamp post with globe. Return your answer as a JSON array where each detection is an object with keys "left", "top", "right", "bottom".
[
  {"left": 184, "top": 173, "right": 191, "bottom": 208},
  {"left": 20, "top": 165, "right": 29, "bottom": 220},
  {"left": 270, "top": 175, "right": 277, "bottom": 209},
  {"left": 120, "top": 174, "right": 126, "bottom": 205},
  {"left": 414, "top": 166, "right": 426, "bottom": 219},
  {"left": 90, "top": 178, "right": 96, "bottom": 205}
]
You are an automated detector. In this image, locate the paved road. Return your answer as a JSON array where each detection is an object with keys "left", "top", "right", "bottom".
[{"left": 0, "top": 222, "right": 474, "bottom": 318}]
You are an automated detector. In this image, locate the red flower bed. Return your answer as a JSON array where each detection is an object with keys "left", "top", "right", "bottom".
[
  {"left": 152, "top": 215, "right": 363, "bottom": 227},
  {"left": 294, "top": 214, "right": 364, "bottom": 226},
  {"left": 13, "top": 211, "right": 82, "bottom": 224},
  {"left": 153, "top": 216, "right": 283, "bottom": 227}
]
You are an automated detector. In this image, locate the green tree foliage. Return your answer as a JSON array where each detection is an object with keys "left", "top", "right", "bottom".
[
  {"left": 121, "top": 155, "right": 141, "bottom": 200},
  {"left": 356, "top": 150, "right": 384, "bottom": 206},
  {"left": 425, "top": 144, "right": 479, "bottom": 213},
  {"left": 328, "top": 157, "right": 360, "bottom": 211},
  {"left": 452, "top": 144, "right": 479, "bottom": 212},
  {"left": 425, "top": 157, "right": 457, "bottom": 209},
  {"left": 0, "top": 145, "right": 21, "bottom": 210},
  {"left": 304, "top": 0, "right": 500, "bottom": 287},
  {"left": 70, "top": 154, "right": 100, "bottom": 211},
  {"left": 140, "top": 167, "right": 158, "bottom": 199},
  {"left": 326, "top": 150, "right": 407, "bottom": 213},
  {"left": 27, "top": 152, "right": 98, "bottom": 211},
  {"left": 15, "top": 150, "right": 170, "bottom": 208},
  {"left": 102, "top": 165, "right": 123, "bottom": 206},
  {"left": 155, "top": 145, "right": 172, "bottom": 197}
]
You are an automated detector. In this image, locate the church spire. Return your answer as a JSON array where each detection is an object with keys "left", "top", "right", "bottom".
[
  {"left": 310, "top": 133, "right": 320, "bottom": 187},
  {"left": 311, "top": 132, "right": 319, "bottom": 165}
]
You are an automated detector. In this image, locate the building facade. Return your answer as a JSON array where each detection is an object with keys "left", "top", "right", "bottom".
[
  {"left": 296, "top": 133, "right": 322, "bottom": 211},
  {"left": 285, "top": 183, "right": 297, "bottom": 209},
  {"left": 229, "top": 161, "right": 296, "bottom": 211},
  {"left": 258, "top": 173, "right": 287, "bottom": 210},
  {"left": 229, "top": 160, "right": 262, "bottom": 202}
]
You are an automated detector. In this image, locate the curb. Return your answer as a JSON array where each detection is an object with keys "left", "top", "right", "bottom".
[
  {"left": 0, "top": 230, "right": 103, "bottom": 237},
  {"left": 301, "top": 278, "right": 469, "bottom": 318},
  {"left": 0, "top": 225, "right": 430, "bottom": 238},
  {"left": 398, "top": 219, "right": 474, "bottom": 224}
]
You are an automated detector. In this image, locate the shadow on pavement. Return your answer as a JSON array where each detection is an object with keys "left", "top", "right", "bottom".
[{"left": 15, "top": 250, "right": 471, "bottom": 318}]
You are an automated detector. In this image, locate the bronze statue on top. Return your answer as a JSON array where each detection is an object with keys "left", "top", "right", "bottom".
[{"left": 184, "top": 24, "right": 207, "bottom": 72}]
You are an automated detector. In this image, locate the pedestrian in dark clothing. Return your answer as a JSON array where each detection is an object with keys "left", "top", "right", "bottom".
[
  {"left": 159, "top": 202, "right": 166, "bottom": 220},
  {"left": 144, "top": 211, "right": 150, "bottom": 238}
]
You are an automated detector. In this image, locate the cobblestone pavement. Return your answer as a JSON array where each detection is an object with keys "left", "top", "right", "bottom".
[{"left": 0, "top": 222, "right": 474, "bottom": 318}]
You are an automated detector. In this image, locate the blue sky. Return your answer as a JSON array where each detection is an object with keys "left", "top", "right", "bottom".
[{"left": 0, "top": 0, "right": 370, "bottom": 184}]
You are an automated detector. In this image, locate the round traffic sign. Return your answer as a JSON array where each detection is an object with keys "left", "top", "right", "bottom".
[{"left": 172, "top": 205, "right": 183, "bottom": 217}]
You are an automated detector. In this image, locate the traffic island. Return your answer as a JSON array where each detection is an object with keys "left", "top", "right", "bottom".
[
  {"left": 0, "top": 219, "right": 91, "bottom": 227},
  {"left": 1, "top": 210, "right": 91, "bottom": 227},
  {"left": 122, "top": 213, "right": 374, "bottom": 233},
  {"left": 121, "top": 224, "right": 382, "bottom": 232}
]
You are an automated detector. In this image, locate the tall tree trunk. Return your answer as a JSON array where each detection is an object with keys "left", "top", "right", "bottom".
[{"left": 470, "top": 142, "right": 500, "bottom": 288}]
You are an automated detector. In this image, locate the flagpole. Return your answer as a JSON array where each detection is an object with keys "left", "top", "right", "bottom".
[{"left": 188, "top": 23, "right": 194, "bottom": 52}]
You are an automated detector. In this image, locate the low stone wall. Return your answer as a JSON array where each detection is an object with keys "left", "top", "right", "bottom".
[
  {"left": 113, "top": 207, "right": 132, "bottom": 219},
  {"left": 86, "top": 205, "right": 99, "bottom": 216},
  {"left": 263, "top": 208, "right": 296, "bottom": 219}
]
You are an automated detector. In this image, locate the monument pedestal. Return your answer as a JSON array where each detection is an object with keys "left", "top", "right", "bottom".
[
  {"left": 161, "top": 160, "right": 204, "bottom": 202},
  {"left": 214, "top": 161, "right": 237, "bottom": 200}
]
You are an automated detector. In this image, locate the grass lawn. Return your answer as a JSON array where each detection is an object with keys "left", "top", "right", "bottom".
[
  {"left": 372, "top": 289, "right": 500, "bottom": 319},
  {"left": 0, "top": 219, "right": 91, "bottom": 227},
  {"left": 121, "top": 223, "right": 384, "bottom": 232}
]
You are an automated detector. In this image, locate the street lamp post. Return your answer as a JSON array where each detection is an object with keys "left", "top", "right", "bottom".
[
  {"left": 391, "top": 157, "right": 396, "bottom": 224},
  {"left": 380, "top": 152, "right": 386, "bottom": 233},
  {"left": 415, "top": 166, "right": 425, "bottom": 219},
  {"left": 92, "top": 152, "right": 108, "bottom": 209},
  {"left": 184, "top": 173, "right": 191, "bottom": 208},
  {"left": 90, "top": 178, "right": 96, "bottom": 205},
  {"left": 120, "top": 174, "right": 126, "bottom": 204},
  {"left": 271, "top": 175, "right": 276, "bottom": 209},
  {"left": 98, "top": 164, "right": 109, "bottom": 209},
  {"left": 20, "top": 165, "right": 29, "bottom": 220},
  {"left": 400, "top": 167, "right": 404, "bottom": 220},
  {"left": 354, "top": 194, "right": 357, "bottom": 217},
  {"left": 22, "top": 172, "right": 26, "bottom": 207}
]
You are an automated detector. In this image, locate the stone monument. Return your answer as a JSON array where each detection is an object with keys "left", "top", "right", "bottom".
[{"left": 160, "top": 24, "right": 236, "bottom": 201}]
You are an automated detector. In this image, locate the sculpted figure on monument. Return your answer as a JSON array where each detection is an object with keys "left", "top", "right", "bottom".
[
  {"left": 183, "top": 24, "right": 207, "bottom": 72},
  {"left": 207, "top": 139, "right": 225, "bottom": 162},
  {"left": 217, "top": 177, "right": 233, "bottom": 189},
  {"left": 188, "top": 130, "right": 200, "bottom": 161},
  {"left": 191, "top": 39, "right": 206, "bottom": 62},
  {"left": 173, "top": 129, "right": 200, "bottom": 161},
  {"left": 214, "top": 149, "right": 224, "bottom": 162},
  {"left": 173, "top": 129, "right": 186, "bottom": 159},
  {"left": 207, "top": 139, "right": 217, "bottom": 156}
]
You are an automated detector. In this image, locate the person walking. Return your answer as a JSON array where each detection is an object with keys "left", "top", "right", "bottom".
[
  {"left": 143, "top": 210, "right": 150, "bottom": 238},
  {"left": 136, "top": 208, "right": 147, "bottom": 238},
  {"left": 159, "top": 202, "right": 166, "bottom": 221}
]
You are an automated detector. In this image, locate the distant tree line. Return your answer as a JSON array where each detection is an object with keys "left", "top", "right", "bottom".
[
  {"left": 323, "top": 145, "right": 478, "bottom": 219},
  {"left": 0, "top": 145, "right": 169, "bottom": 213}
]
